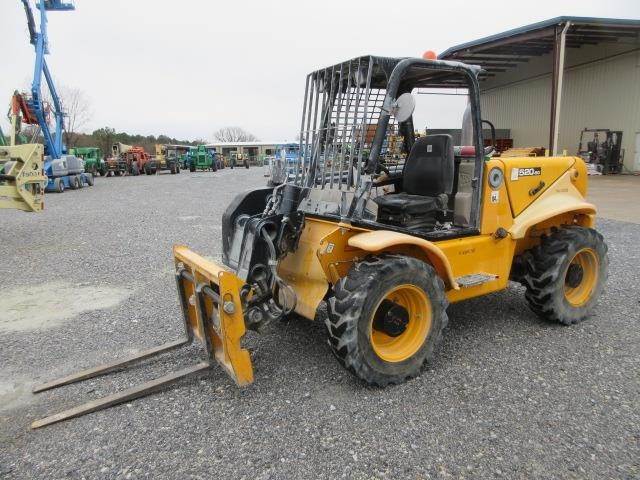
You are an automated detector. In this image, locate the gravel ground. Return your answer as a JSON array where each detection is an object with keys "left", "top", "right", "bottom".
[{"left": 1, "top": 168, "right": 638, "bottom": 479}]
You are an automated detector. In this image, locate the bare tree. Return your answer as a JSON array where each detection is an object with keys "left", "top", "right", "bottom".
[
  {"left": 60, "top": 86, "right": 92, "bottom": 148},
  {"left": 31, "top": 82, "right": 92, "bottom": 149},
  {"left": 213, "top": 127, "right": 258, "bottom": 142}
]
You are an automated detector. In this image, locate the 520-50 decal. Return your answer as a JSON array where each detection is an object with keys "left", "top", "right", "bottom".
[{"left": 511, "top": 167, "right": 541, "bottom": 180}]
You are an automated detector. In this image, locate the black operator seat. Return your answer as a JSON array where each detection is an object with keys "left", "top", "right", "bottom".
[{"left": 374, "top": 134, "right": 454, "bottom": 230}]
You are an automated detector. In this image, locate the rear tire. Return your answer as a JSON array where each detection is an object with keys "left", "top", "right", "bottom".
[
  {"left": 86, "top": 173, "right": 94, "bottom": 186},
  {"left": 54, "top": 178, "right": 64, "bottom": 193},
  {"left": 522, "top": 226, "right": 608, "bottom": 325},
  {"left": 326, "top": 254, "right": 448, "bottom": 386},
  {"left": 76, "top": 174, "right": 84, "bottom": 188}
]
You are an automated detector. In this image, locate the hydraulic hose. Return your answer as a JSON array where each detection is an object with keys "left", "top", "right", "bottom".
[{"left": 260, "top": 225, "right": 296, "bottom": 316}]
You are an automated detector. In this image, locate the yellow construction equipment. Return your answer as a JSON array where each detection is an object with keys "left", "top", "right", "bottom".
[
  {"left": 0, "top": 143, "right": 46, "bottom": 212},
  {"left": 500, "top": 147, "right": 546, "bottom": 157},
  {"left": 33, "top": 55, "right": 608, "bottom": 428}
]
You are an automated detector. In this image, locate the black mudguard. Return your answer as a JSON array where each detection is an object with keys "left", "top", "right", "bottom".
[{"left": 221, "top": 187, "right": 273, "bottom": 267}]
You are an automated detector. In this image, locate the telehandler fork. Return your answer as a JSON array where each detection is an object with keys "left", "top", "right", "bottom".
[{"left": 31, "top": 247, "right": 253, "bottom": 428}]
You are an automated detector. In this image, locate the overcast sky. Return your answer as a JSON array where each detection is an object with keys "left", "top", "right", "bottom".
[{"left": 2, "top": 0, "right": 639, "bottom": 142}]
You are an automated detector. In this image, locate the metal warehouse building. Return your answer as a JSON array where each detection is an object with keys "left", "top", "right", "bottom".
[{"left": 440, "top": 17, "right": 640, "bottom": 172}]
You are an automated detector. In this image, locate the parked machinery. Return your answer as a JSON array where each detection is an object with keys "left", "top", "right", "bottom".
[
  {"left": 230, "top": 152, "right": 249, "bottom": 169},
  {"left": 154, "top": 144, "right": 181, "bottom": 174},
  {"left": 122, "top": 146, "right": 152, "bottom": 175},
  {"left": 0, "top": 93, "right": 46, "bottom": 212},
  {"left": 0, "top": 143, "right": 47, "bottom": 212},
  {"left": 578, "top": 128, "right": 623, "bottom": 175},
  {"left": 33, "top": 55, "right": 609, "bottom": 428},
  {"left": 179, "top": 146, "right": 196, "bottom": 170},
  {"left": 18, "top": 0, "right": 93, "bottom": 193},
  {"left": 69, "top": 147, "right": 107, "bottom": 176},
  {"left": 188, "top": 145, "right": 217, "bottom": 172},
  {"left": 104, "top": 142, "right": 129, "bottom": 176}
]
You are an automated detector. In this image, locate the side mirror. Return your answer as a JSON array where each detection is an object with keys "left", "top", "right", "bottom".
[{"left": 390, "top": 93, "right": 415, "bottom": 123}]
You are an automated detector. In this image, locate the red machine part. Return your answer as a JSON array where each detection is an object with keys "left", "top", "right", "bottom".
[{"left": 11, "top": 91, "right": 48, "bottom": 125}]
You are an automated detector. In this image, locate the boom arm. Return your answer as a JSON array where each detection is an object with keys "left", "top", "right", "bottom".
[{"left": 20, "top": 0, "right": 74, "bottom": 158}]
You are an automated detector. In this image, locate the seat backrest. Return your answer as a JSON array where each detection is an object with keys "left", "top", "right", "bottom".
[{"left": 402, "top": 135, "right": 454, "bottom": 197}]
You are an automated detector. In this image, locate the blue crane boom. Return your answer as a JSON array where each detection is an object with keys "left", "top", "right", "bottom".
[{"left": 20, "top": 0, "right": 74, "bottom": 159}]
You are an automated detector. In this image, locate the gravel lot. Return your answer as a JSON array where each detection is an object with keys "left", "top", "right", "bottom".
[{"left": 1, "top": 168, "right": 638, "bottom": 479}]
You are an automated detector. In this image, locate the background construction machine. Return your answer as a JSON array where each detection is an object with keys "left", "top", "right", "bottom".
[
  {"left": 69, "top": 147, "right": 107, "bottom": 176},
  {"left": 153, "top": 144, "right": 182, "bottom": 174},
  {"left": 0, "top": 143, "right": 46, "bottom": 212},
  {"left": 33, "top": 55, "right": 608, "bottom": 428},
  {"left": 178, "top": 146, "right": 195, "bottom": 170},
  {"left": 16, "top": 0, "right": 93, "bottom": 193},
  {"left": 105, "top": 142, "right": 129, "bottom": 176},
  {"left": 577, "top": 128, "right": 624, "bottom": 175},
  {"left": 1, "top": 92, "right": 46, "bottom": 212},
  {"left": 230, "top": 151, "right": 249, "bottom": 169},
  {"left": 188, "top": 145, "right": 217, "bottom": 172},
  {"left": 122, "top": 146, "right": 152, "bottom": 175}
]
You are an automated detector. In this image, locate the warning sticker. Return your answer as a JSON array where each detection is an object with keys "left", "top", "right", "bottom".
[{"left": 490, "top": 190, "right": 499, "bottom": 203}]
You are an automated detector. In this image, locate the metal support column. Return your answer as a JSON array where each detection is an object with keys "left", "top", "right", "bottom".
[{"left": 549, "top": 21, "right": 571, "bottom": 155}]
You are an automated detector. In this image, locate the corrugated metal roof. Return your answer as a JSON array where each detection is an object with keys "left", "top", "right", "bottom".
[
  {"left": 438, "top": 16, "right": 640, "bottom": 83},
  {"left": 440, "top": 16, "right": 640, "bottom": 59}
]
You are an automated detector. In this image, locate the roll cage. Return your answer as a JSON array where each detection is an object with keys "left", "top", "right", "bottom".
[{"left": 293, "top": 55, "right": 485, "bottom": 237}]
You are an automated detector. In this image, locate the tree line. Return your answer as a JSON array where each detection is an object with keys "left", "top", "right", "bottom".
[
  {"left": 76, "top": 127, "right": 205, "bottom": 156},
  {"left": 74, "top": 126, "right": 260, "bottom": 157}
]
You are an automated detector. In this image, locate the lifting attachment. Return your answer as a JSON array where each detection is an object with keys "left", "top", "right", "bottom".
[{"left": 31, "top": 246, "right": 254, "bottom": 429}]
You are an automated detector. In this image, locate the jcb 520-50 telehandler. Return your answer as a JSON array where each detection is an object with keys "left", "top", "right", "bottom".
[{"left": 33, "top": 56, "right": 607, "bottom": 428}]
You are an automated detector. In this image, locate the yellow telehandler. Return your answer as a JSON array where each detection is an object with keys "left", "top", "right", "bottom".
[{"left": 33, "top": 56, "right": 607, "bottom": 428}]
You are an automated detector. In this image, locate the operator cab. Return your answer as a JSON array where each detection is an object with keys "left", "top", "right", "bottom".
[
  {"left": 374, "top": 134, "right": 454, "bottom": 231},
  {"left": 294, "top": 55, "right": 486, "bottom": 240}
]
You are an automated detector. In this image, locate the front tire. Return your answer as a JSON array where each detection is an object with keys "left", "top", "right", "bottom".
[
  {"left": 522, "top": 226, "right": 608, "bottom": 325},
  {"left": 326, "top": 254, "right": 448, "bottom": 386}
]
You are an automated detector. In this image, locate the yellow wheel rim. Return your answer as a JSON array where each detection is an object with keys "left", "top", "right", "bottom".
[
  {"left": 564, "top": 248, "right": 599, "bottom": 307},
  {"left": 370, "top": 284, "right": 432, "bottom": 363}
]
